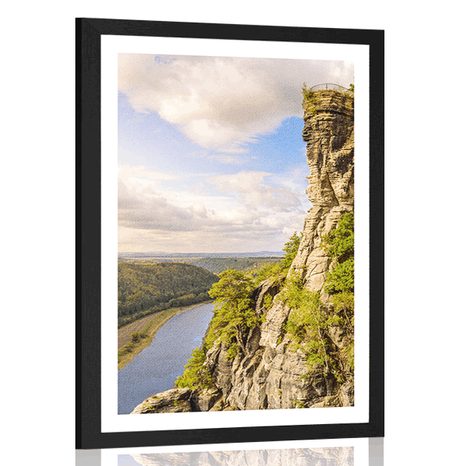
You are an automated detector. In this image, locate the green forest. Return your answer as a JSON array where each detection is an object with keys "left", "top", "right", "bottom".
[
  {"left": 188, "top": 256, "right": 281, "bottom": 274},
  {"left": 118, "top": 262, "right": 218, "bottom": 327},
  {"left": 123, "top": 256, "right": 281, "bottom": 274}
]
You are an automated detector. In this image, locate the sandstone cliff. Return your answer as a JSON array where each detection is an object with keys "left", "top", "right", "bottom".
[{"left": 132, "top": 88, "right": 354, "bottom": 415}]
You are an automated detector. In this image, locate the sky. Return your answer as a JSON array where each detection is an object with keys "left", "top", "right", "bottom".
[{"left": 118, "top": 54, "right": 353, "bottom": 253}]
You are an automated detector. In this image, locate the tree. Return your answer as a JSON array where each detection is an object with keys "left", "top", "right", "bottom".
[
  {"left": 281, "top": 232, "right": 301, "bottom": 269},
  {"left": 207, "top": 270, "right": 259, "bottom": 355},
  {"left": 322, "top": 212, "right": 354, "bottom": 294},
  {"left": 175, "top": 347, "right": 212, "bottom": 390}
]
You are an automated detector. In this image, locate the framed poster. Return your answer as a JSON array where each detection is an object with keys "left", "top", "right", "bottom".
[{"left": 76, "top": 18, "right": 384, "bottom": 449}]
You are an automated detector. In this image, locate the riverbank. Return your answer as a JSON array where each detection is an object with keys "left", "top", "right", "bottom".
[{"left": 118, "top": 301, "right": 213, "bottom": 369}]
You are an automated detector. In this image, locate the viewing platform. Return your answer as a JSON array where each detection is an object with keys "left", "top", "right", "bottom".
[{"left": 308, "top": 83, "right": 351, "bottom": 92}]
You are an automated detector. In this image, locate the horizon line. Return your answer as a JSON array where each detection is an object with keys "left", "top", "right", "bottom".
[{"left": 118, "top": 250, "right": 284, "bottom": 256}]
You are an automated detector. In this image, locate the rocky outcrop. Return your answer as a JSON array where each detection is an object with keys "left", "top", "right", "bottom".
[
  {"left": 292, "top": 90, "right": 354, "bottom": 294},
  {"left": 132, "top": 388, "right": 194, "bottom": 414},
  {"left": 132, "top": 89, "right": 354, "bottom": 414}
]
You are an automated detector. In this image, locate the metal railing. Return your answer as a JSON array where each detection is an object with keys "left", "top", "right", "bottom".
[{"left": 309, "top": 83, "right": 350, "bottom": 92}]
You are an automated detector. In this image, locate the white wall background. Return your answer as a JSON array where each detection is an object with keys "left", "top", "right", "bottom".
[{"left": 1, "top": 1, "right": 465, "bottom": 464}]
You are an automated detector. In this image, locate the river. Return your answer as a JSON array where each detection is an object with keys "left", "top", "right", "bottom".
[{"left": 118, "top": 302, "right": 214, "bottom": 414}]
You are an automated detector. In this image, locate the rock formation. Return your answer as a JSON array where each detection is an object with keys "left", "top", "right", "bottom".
[{"left": 132, "top": 88, "right": 354, "bottom": 414}]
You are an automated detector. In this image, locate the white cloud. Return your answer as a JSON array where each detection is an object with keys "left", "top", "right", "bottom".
[
  {"left": 119, "top": 168, "right": 218, "bottom": 232},
  {"left": 119, "top": 54, "right": 353, "bottom": 152},
  {"left": 212, "top": 171, "right": 302, "bottom": 213},
  {"left": 118, "top": 166, "right": 310, "bottom": 253},
  {"left": 119, "top": 165, "right": 180, "bottom": 186}
]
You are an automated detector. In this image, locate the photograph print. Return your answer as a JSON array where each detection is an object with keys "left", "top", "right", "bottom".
[
  {"left": 117, "top": 54, "right": 356, "bottom": 415},
  {"left": 77, "top": 19, "right": 383, "bottom": 448}
]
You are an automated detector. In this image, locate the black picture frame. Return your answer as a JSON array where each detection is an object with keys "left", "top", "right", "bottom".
[{"left": 76, "top": 17, "right": 384, "bottom": 449}]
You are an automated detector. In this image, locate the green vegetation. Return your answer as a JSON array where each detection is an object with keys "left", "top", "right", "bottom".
[
  {"left": 118, "top": 330, "right": 151, "bottom": 368},
  {"left": 323, "top": 212, "right": 354, "bottom": 373},
  {"left": 322, "top": 213, "right": 354, "bottom": 261},
  {"left": 176, "top": 269, "right": 260, "bottom": 390},
  {"left": 324, "top": 259, "right": 354, "bottom": 294},
  {"left": 125, "top": 256, "right": 282, "bottom": 274},
  {"left": 131, "top": 331, "right": 147, "bottom": 343},
  {"left": 282, "top": 232, "right": 301, "bottom": 268},
  {"left": 206, "top": 270, "right": 261, "bottom": 354},
  {"left": 263, "top": 294, "right": 273, "bottom": 310},
  {"left": 118, "top": 262, "right": 218, "bottom": 327},
  {"left": 176, "top": 232, "right": 302, "bottom": 390},
  {"left": 302, "top": 83, "right": 354, "bottom": 115},
  {"left": 322, "top": 212, "right": 354, "bottom": 295},
  {"left": 175, "top": 347, "right": 213, "bottom": 390},
  {"left": 302, "top": 84, "right": 319, "bottom": 116},
  {"left": 191, "top": 257, "right": 281, "bottom": 274},
  {"left": 302, "top": 82, "right": 313, "bottom": 100},
  {"left": 293, "top": 400, "right": 306, "bottom": 409},
  {"left": 280, "top": 212, "right": 354, "bottom": 380},
  {"left": 281, "top": 274, "right": 333, "bottom": 373},
  {"left": 249, "top": 232, "right": 301, "bottom": 286},
  {"left": 175, "top": 214, "right": 354, "bottom": 393}
]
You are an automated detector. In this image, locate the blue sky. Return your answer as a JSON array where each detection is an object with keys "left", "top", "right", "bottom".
[{"left": 118, "top": 54, "right": 353, "bottom": 253}]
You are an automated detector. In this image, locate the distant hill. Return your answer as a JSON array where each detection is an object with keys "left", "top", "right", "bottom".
[
  {"left": 119, "top": 251, "right": 283, "bottom": 259},
  {"left": 118, "top": 262, "right": 218, "bottom": 327},
  {"left": 119, "top": 255, "right": 282, "bottom": 275},
  {"left": 188, "top": 257, "right": 281, "bottom": 274}
]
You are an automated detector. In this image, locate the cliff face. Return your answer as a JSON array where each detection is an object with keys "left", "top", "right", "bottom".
[
  {"left": 293, "top": 90, "right": 354, "bottom": 292},
  {"left": 132, "top": 89, "right": 354, "bottom": 415}
]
